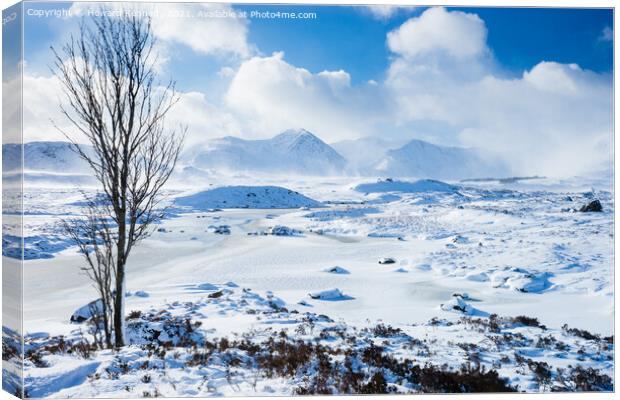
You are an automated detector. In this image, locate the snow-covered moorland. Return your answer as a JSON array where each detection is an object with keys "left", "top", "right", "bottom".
[{"left": 4, "top": 175, "right": 614, "bottom": 396}]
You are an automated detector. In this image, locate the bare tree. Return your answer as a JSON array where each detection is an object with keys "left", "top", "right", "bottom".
[
  {"left": 62, "top": 196, "right": 115, "bottom": 349},
  {"left": 52, "top": 13, "right": 185, "bottom": 347}
]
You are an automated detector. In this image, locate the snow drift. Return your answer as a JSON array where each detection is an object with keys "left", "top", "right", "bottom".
[{"left": 175, "top": 186, "right": 322, "bottom": 210}]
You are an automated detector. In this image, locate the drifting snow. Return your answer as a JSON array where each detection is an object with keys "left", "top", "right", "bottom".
[
  {"left": 355, "top": 179, "right": 458, "bottom": 194},
  {"left": 175, "top": 186, "right": 322, "bottom": 210}
]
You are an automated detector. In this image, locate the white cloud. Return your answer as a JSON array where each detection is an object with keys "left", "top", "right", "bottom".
[
  {"left": 20, "top": 69, "right": 242, "bottom": 149},
  {"left": 18, "top": 6, "right": 612, "bottom": 178},
  {"left": 70, "top": 2, "right": 252, "bottom": 58},
  {"left": 600, "top": 26, "right": 613, "bottom": 42},
  {"left": 523, "top": 61, "right": 581, "bottom": 94},
  {"left": 364, "top": 5, "right": 400, "bottom": 20},
  {"left": 387, "top": 7, "right": 488, "bottom": 59},
  {"left": 225, "top": 52, "right": 384, "bottom": 140},
  {"left": 384, "top": 7, "right": 613, "bottom": 177}
]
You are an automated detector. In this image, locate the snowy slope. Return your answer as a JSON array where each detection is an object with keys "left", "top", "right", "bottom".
[
  {"left": 175, "top": 185, "right": 323, "bottom": 209},
  {"left": 189, "top": 129, "right": 347, "bottom": 176},
  {"left": 3, "top": 141, "right": 91, "bottom": 173},
  {"left": 374, "top": 139, "right": 506, "bottom": 180}
]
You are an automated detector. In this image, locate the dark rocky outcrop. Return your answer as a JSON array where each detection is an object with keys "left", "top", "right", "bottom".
[{"left": 579, "top": 200, "right": 603, "bottom": 213}]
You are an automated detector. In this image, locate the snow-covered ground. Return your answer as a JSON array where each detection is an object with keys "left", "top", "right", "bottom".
[{"left": 4, "top": 175, "right": 614, "bottom": 396}]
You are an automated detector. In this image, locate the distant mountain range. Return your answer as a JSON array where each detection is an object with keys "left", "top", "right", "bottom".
[
  {"left": 3, "top": 141, "right": 90, "bottom": 173},
  {"left": 5, "top": 130, "right": 505, "bottom": 181},
  {"left": 374, "top": 139, "right": 505, "bottom": 180},
  {"left": 188, "top": 129, "right": 347, "bottom": 176}
]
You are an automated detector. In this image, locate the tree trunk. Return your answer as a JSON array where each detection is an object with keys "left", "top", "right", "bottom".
[
  {"left": 102, "top": 292, "right": 112, "bottom": 349},
  {"left": 114, "top": 216, "right": 126, "bottom": 348}
]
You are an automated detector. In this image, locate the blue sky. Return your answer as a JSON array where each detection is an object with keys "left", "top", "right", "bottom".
[
  {"left": 23, "top": 4, "right": 613, "bottom": 87},
  {"left": 17, "top": 3, "right": 614, "bottom": 177}
]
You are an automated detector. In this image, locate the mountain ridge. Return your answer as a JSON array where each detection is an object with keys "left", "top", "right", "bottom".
[{"left": 6, "top": 131, "right": 505, "bottom": 180}]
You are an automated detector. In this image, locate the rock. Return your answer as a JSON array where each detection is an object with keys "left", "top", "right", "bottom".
[
  {"left": 441, "top": 296, "right": 473, "bottom": 314},
  {"left": 267, "top": 225, "right": 303, "bottom": 236},
  {"left": 308, "top": 288, "right": 350, "bottom": 300},
  {"left": 324, "top": 266, "right": 350, "bottom": 274},
  {"left": 70, "top": 298, "right": 104, "bottom": 323},
  {"left": 378, "top": 257, "right": 396, "bottom": 264},
  {"left": 579, "top": 199, "right": 602, "bottom": 212},
  {"left": 209, "top": 225, "right": 231, "bottom": 234},
  {"left": 452, "top": 235, "right": 469, "bottom": 244}
]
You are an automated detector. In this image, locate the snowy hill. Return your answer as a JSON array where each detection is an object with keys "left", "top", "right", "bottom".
[
  {"left": 374, "top": 139, "right": 505, "bottom": 180},
  {"left": 3, "top": 141, "right": 91, "bottom": 173},
  {"left": 354, "top": 179, "right": 458, "bottom": 194},
  {"left": 189, "top": 129, "right": 347, "bottom": 176},
  {"left": 175, "top": 185, "right": 322, "bottom": 209}
]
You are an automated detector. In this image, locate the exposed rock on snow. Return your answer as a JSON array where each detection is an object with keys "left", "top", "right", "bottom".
[
  {"left": 378, "top": 257, "right": 396, "bottom": 264},
  {"left": 266, "top": 225, "right": 303, "bottom": 236},
  {"left": 579, "top": 199, "right": 603, "bottom": 212},
  {"left": 308, "top": 288, "right": 352, "bottom": 300},
  {"left": 452, "top": 235, "right": 470, "bottom": 244},
  {"left": 70, "top": 299, "right": 104, "bottom": 323},
  {"left": 324, "top": 266, "right": 350, "bottom": 274},
  {"left": 441, "top": 294, "right": 486, "bottom": 316},
  {"left": 175, "top": 186, "right": 322, "bottom": 210},
  {"left": 208, "top": 224, "right": 231, "bottom": 235},
  {"left": 491, "top": 268, "right": 554, "bottom": 293}
]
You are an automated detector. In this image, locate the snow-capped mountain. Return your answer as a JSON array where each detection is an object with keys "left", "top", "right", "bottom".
[
  {"left": 3, "top": 141, "right": 91, "bottom": 173},
  {"left": 331, "top": 137, "right": 407, "bottom": 174},
  {"left": 5, "top": 135, "right": 504, "bottom": 182},
  {"left": 189, "top": 129, "right": 347, "bottom": 176},
  {"left": 374, "top": 139, "right": 506, "bottom": 180}
]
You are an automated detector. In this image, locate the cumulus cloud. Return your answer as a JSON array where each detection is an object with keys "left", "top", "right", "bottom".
[
  {"left": 225, "top": 52, "right": 384, "bottom": 140},
  {"left": 70, "top": 2, "right": 252, "bottom": 58},
  {"left": 18, "top": 5, "right": 612, "bottom": 178},
  {"left": 384, "top": 7, "right": 613, "bottom": 177},
  {"left": 364, "top": 5, "right": 400, "bottom": 20},
  {"left": 20, "top": 69, "right": 242, "bottom": 151},
  {"left": 387, "top": 7, "right": 488, "bottom": 59},
  {"left": 599, "top": 26, "right": 613, "bottom": 42}
]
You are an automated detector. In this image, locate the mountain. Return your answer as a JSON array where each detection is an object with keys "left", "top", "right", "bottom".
[
  {"left": 373, "top": 139, "right": 505, "bottom": 180},
  {"left": 3, "top": 141, "right": 91, "bottom": 173},
  {"left": 331, "top": 137, "right": 406, "bottom": 174},
  {"left": 189, "top": 129, "right": 347, "bottom": 176}
]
